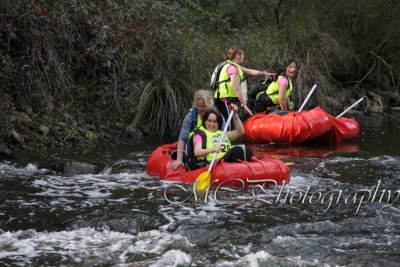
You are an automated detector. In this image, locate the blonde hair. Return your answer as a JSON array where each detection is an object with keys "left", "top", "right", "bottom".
[{"left": 192, "top": 89, "right": 214, "bottom": 108}]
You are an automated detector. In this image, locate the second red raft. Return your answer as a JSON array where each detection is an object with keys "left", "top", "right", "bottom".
[
  {"left": 244, "top": 107, "right": 332, "bottom": 144},
  {"left": 244, "top": 107, "right": 360, "bottom": 145}
]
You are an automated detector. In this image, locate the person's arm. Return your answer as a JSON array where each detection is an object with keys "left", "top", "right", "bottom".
[
  {"left": 170, "top": 113, "right": 191, "bottom": 169},
  {"left": 170, "top": 140, "right": 185, "bottom": 170},
  {"left": 278, "top": 77, "right": 289, "bottom": 110},
  {"left": 230, "top": 73, "right": 253, "bottom": 116},
  {"left": 241, "top": 66, "right": 275, "bottom": 79},
  {"left": 226, "top": 114, "right": 245, "bottom": 141},
  {"left": 226, "top": 104, "right": 245, "bottom": 141},
  {"left": 286, "top": 98, "right": 292, "bottom": 110},
  {"left": 194, "top": 135, "right": 220, "bottom": 158},
  {"left": 279, "top": 84, "right": 289, "bottom": 110}
]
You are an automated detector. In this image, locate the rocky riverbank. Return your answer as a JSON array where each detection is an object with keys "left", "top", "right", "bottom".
[
  {"left": 0, "top": 112, "right": 144, "bottom": 161},
  {"left": 1, "top": 89, "right": 400, "bottom": 165}
]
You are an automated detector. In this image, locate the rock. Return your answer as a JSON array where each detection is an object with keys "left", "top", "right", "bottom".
[
  {"left": 9, "top": 129, "right": 24, "bottom": 144},
  {"left": 367, "top": 91, "right": 384, "bottom": 113},
  {"left": 125, "top": 125, "right": 144, "bottom": 138},
  {"left": 38, "top": 124, "right": 49, "bottom": 135},
  {"left": 383, "top": 91, "right": 400, "bottom": 106},
  {"left": 0, "top": 143, "right": 14, "bottom": 159},
  {"left": 9, "top": 111, "right": 31, "bottom": 123},
  {"left": 369, "top": 102, "right": 384, "bottom": 113},
  {"left": 391, "top": 107, "right": 400, "bottom": 111},
  {"left": 64, "top": 161, "right": 96, "bottom": 176},
  {"left": 100, "top": 129, "right": 113, "bottom": 139},
  {"left": 345, "top": 109, "right": 365, "bottom": 118}
]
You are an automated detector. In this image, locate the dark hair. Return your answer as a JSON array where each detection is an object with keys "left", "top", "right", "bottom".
[
  {"left": 202, "top": 109, "right": 224, "bottom": 130},
  {"left": 224, "top": 46, "right": 243, "bottom": 61},
  {"left": 276, "top": 58, "right": 298, "bottom": 80}
]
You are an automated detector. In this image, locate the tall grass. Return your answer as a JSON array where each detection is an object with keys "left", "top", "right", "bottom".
[{"left": 133, "top": 77, "right": 196, "bottom": 136}]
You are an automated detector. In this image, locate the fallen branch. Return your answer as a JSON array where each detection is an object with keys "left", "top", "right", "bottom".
[{"left": 370, "top": 50, "right": 396, "bottom": 87}]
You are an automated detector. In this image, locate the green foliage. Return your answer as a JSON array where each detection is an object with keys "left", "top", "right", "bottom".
[
  {"left": 0, "top": 0, "right": 399, "bottom": 142},
  {"left": 133, "top": 77, "right": 196, "bottom": 136},
  {"left": 85, "top": 130, "right": 98, "bottom": 143}
]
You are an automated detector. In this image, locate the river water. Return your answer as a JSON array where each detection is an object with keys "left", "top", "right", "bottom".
[{"left": 1, "top": 114, "right": 399, "bottom": 266}]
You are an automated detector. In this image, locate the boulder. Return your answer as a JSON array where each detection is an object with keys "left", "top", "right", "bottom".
[
  {"left": 367, "top": 91, "right": 384, "bottom": 113},
  {"left": 64, "top": 161, "right": 96, "bottom": 176},
  {"left": 9, "top": 129, "right": 24, "bottom": 144}
]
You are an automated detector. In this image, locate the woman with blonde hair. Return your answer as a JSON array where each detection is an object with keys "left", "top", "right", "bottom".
[{"left": 170, "top": 89, "right": 214, "bottom": 170}]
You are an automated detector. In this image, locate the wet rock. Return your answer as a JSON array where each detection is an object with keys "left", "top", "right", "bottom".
[{"left": 64, "top": 161, "right": 96, "bottom": 176}]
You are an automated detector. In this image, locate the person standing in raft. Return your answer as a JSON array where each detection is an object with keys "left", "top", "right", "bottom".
[
  {"left": 254, "top": 58, "right": 298, "bottom": 113},
  {"left": 214, "top": 46, "right": 275, "bottom": 126},
  {"left": 170, "top": 89, "right": 215, "bottom": 170},
  {"left": 194, "top": 105, "right": 253, "bottom": 163}
]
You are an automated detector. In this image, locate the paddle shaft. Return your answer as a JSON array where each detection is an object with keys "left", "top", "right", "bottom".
[
  {"left": 207, "top": 110, "right": 235, "bottom": 172},
  {"left": 298, "top": 83, "right": 318, "bottom": 112},
  {"left": 336, "top": 97, "right": 366, "bottom": 118}
]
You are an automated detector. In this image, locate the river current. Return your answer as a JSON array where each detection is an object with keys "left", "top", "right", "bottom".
[{"left": 1, "top": 114, "right": 399, "bottom": 266}]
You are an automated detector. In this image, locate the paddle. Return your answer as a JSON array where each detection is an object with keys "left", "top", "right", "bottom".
[
  {"left": 193, "top": 110, "right": 235, "bottom": 196},
  {"left": 298, "top": 83, "right": 318, "bottom": 112},
  {"left": 336, "top": 97, "right": 366, "bottom": 118}
]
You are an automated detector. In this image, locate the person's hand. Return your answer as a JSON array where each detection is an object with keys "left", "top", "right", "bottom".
[
  {"left": 244, "top": 105, "right": 254, "bottom": 116},
  {"left": 263, "top": 71, "right": 276, "bottom": 80},
  {"left": 170, "top": 159, "right": 184, "bottom": 170},
  {"left": 229, "top": 103, "right": 239, "bottom": 113},
  {"left": 211, "top": 145, "right": 221, "bottom": 153}
]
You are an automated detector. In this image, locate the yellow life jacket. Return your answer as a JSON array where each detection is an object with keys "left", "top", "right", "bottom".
[
  {"left": 196, "top": 126, "right": 231, "bottom": 162},
  {"left": 265, "top": 75, "right": 293, "bottom": 105},
  {"left": 214, "top": 60, "right": 244, "bottom": 99},
  {"left": 188, "top": 108, "right": 203, "bottom": 139}
]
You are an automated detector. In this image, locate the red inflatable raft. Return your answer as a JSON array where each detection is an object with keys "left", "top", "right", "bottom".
[
  {"left": 244, "top": 107, "right": 360, "bottom": 145},
  {"left": 147, "top": 143, "right": 290, "bottom": 187},
  {"left": 315, "top": 114, "right": 360, "bottom": 144},
  {"left": 244, "top": 107, "right": 332, "bottom": 144}
]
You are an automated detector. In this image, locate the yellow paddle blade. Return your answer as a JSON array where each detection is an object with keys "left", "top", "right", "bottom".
[{"left": 194, "top": 171, "right": 211, "bottom": 195}]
